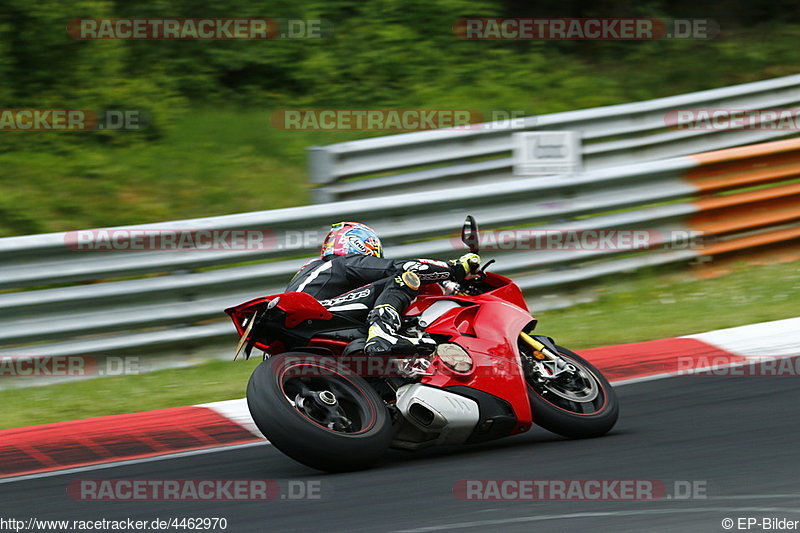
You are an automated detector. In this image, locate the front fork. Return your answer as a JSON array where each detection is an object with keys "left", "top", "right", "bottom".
[{"left": 519, "top": 331, "right": 576, "bottom": 378}]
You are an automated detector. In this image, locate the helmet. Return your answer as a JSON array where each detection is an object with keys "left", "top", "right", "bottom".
[{"left": 321, "top": 221, "right": 383, "bottom": 258}]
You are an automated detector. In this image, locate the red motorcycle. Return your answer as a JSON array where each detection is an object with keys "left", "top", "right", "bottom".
[{"left": 225, "top": 216, "right": 618, "bottom": 472}]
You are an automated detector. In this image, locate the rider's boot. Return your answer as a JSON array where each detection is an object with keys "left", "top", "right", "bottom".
[{"left": 364, "top": 304, "right": 435, "bottom": 356}]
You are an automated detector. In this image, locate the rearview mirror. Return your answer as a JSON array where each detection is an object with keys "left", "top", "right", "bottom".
[{"left": 461, "top": 215, "right": 480, "bottom": 253}]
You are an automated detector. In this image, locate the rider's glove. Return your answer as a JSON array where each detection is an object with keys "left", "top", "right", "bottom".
[{"left": 449, "top": 253, "right": 482, "bottom": 284}]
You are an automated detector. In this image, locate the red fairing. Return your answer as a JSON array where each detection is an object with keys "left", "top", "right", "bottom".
[
  {"left": 409, "top": 297, "right": 535, "bottom": 431},
  {"left": 479, "top": 272, "right": 529, "bottom": 311},
  {"left": 225, "top": 292, "right": 333, "bottom": 353},
  {"left": 225, "top": 292, "right": 332, "bottom": 333}
]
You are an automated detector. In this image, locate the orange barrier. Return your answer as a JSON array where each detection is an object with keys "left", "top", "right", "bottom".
[
  {"left": 686, "top": 137, "right": 800, "bottom": 257},
  {"left": 698, "top": 226, "right": 800, "bottom": 256},
  {"left": 689, "top": 137, "right": 800, "bottom": 166}
]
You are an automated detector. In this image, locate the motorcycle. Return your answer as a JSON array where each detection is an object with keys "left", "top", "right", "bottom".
[{"left": 225, "top": 216, "right": 618, "bottom": 472}]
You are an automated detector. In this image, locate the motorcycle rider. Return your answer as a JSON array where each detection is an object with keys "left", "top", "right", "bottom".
[{"left": 286, "top": 221, "right": 481, "bottom": 356}]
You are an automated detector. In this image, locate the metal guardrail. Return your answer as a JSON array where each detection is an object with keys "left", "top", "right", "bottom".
[
  {"left": 308, "top": 74, "right": 800, "bottom": 202},
  {"left": 1, "top": 134, "right": 799, "bottom": 386}
]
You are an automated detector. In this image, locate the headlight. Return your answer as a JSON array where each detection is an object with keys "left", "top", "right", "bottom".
[{"left": 435, "top": 343, "right": 473, "bottom": 373}]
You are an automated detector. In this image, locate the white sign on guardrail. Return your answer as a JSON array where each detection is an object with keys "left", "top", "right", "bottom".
[{"left": 513, "top": 131, "right": 582, "bottom": 176}]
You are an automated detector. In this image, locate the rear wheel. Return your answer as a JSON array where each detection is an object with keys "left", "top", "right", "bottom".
[
  {"left": 247, "top": 352, "right": 394, "bottom": 472},
  {"left": 525, "top": 345, "right": 618, "bottom": 438}
]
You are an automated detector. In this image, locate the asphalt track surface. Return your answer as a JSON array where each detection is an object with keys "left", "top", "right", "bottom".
[{"left": 4, "top": 375, "right": 800, "bottom": 533}]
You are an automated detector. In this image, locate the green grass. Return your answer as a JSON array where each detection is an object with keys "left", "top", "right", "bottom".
[
  {"left": 0, "top": 258, "right": 797, "bottom": 430},
  {"left": 536, "top": 259, "right": 800, "bottom": 349},
  {"left": 0, "top": 109, "right": 327, "bottom": 236}
]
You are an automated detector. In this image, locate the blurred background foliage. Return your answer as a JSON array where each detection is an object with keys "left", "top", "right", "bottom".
[{"left": 0, "top": 0, "right": 798, "bottom": 235}]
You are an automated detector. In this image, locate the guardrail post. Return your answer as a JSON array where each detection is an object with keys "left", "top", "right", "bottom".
[
  {"left": 311, "top": 186, "right": 337, "bottom": 204},
  {"left": 308, "top": 146, "right": 336, "bottom": 185}
]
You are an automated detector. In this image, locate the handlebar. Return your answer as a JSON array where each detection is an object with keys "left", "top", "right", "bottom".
[{"left": 443, "top": 259, "right": 496, "bottom": 295}]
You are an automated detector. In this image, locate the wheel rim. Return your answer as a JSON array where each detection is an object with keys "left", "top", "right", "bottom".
[
  {"left": 525, "top": 354, "right": 607, "bottom": 415},
  {"left": 279, "top": 363, "right": 377, "bottom": 434}
]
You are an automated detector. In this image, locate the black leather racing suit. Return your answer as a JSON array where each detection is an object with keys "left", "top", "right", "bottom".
[{"left": 285, "top": 254, "right": 457, "bottom": 321}]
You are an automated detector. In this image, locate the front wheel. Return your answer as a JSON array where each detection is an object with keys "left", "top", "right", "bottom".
[
  {"left": 525, "top": 345, "right": 619, "bottom": 439},
  {"left": 247, "top": 353, "right": 394, "bottom": 472}
]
